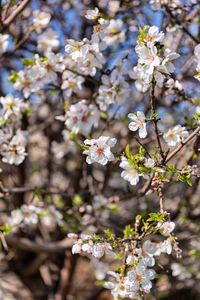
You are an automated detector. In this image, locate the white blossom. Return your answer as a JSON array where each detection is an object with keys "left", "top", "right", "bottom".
[
  {"left": 37, "top": 28, "right": 59, "bottom": 53},
  {"left": 103, "top": 19, "right": 125, "bottom": 45},
  {"left": 0, "top": 94, "right": 25, "bottom": 121},
  {"left": 0, "top": 34, "right": 9, "bottom": 55},
  {"left": 96, "top": 69, "right": 130, "bottom": 111},
  {"left": 32, "top": 10, "right": 51, "bottom": 33},
  {"left": 57, "top": 100, "right": 99, "bottom": 136},
  {"left": 1, "top": 130, "right": 27, "bottom": 165},
  {"left": 143, "top": 25, "right": 164, "bottom": 47},
  {"left": 92, "top": 243, "right": 105, "bottom": 258},
  {"left": 72, "top": 242, "right": 82, "bottom": 254},
  {"left": 83, "top": 136, "right": 117, "bottom": 165},
  {"left": 163, "top": 125, "right": 189, "bottom": 147},
  {"left": 133, "top": 26, "right": 179, "bottom": 92},
  {"left": 85, "top": 8, "right": 99, "bottom": 20},
  {"left": 61, "top": 70, "right": 84, "bottom": 97},
  {"left": 128, "top": 111, "right": 147, "bottom": 138},
  {"left": 158, "top": 221, "right": 175, "bottom": 236},
  {"left": 41, "top": 205, "right": 63, "bottom": 231},
  {"left": 21, "top": 205, "right": 40, "bottom": 226},
  {"left": 65, "top": 38, "right": 105, "bottom": 76},
  {"left": 136, "top": 45, "right": 161, "bottom": 74},
  {"left": 120, "top": 157, "right": 140, "bottom": 185},
  {"left": 144, "top": 158, "right": 155, "bottom": 168}
]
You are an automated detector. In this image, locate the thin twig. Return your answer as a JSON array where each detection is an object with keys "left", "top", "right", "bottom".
[
  {"left": 2, "top": 0, "right": 30, "bottom": 28},
  {"left": 164, "top": 5, "right": 199, "bottom": 44}
]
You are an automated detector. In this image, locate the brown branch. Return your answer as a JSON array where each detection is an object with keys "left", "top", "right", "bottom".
[
  {"left": 55, "top": 253, "right": 78, "bottom": 300},
  {"left": 2, "top": 0, "right": 30, "bottom": 28},
  {"left": 1, "top": 0, "right": 12, "bottom": 21},
  {"left": 0, "top": 185, "right": 71, "bottom": 199},
  {"left": 164, "top": 5, "right": 199, "bottom": 44},
  {"left": 5, "top": 235, "right": 73, "bottom": 253},
  {"left": 150, "top": 82, "right": 165, "bottom": 162}
]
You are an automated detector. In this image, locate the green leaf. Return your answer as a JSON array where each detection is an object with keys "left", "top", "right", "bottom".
[
  {"left": 40, "top": 57, "right": 48, "bottom": 63},
  {"left": 149, "top": 112, "right": 158, "bottom": 120},
  {"left": 21, "top": 58, "right": 34, "bottom": 66},
  {"left": 70, "top": 132, "right": 77, "bottom": 142},
  {"left": 100, "top": 112, "right": 108, "bottom": 119},
  {"left": 139, "top": 146, "right": 146, "bottom": 156},
  {"left": 147, "top": 212, "right": 166, "bottom": 222},
  {"left": 93, "top": 233, "right": 101, "bottom": 241},
  {"left": 138, "top": 25, "right": 150, "bottom": 45},
  {"left": 178, "top": 174, "right": 192, "bottom": 186},
  {"left": 73, "top": 194, "right": 83, "bottom": 206},
  {"left": 0, "top": 225, "right": 13, "bottom": 236},
  {"left": 167, "top": 164, "right": 176, "bottom": 173},
  {"left": 50, "top": 89, "right": 57, "bottom": 95},
  {"left": 114, "top": 252, "right": 124, "bottom": 260},
  {"left": 8, "top": 71, "right": 19, "bottom": 83},
  {"left": 194, "top": 113, "right": 200, "bottom": 121},
  {"left": 104, "top": 228, "right": 115, "bottom": 240},
  {"left": 123, "top": 224, "right": 134, "bottom": 238},
  {"left": 80, "top": 144, "right": 89, "bottom": 150},
  {"left": 125, "top": 144, "right": 131, "bottom": 159}
]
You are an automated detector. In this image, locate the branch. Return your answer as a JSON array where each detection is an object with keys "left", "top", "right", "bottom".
[
  {"left": 2, "top": 0, "right": 30, "bottom": 28},
  {"left": 150, "top": 82, "right": 165, "bottom": 161},
  {"left": 5, "top": 235, "right": 73, "bottom": 253},
  {"left": 164, "top": 5, "right": 199, "bottom": 44},
  {"left": 0, "top": 185, "right": 71, "bottom": 200}
]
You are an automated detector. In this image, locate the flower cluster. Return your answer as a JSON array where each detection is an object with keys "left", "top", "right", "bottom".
[
  {"left": 32, "top": 10, "right": 51, "bottom": 33},
  {"left": 69, "top": 216, "right": 177, "bottom": 300},
  {"left": 7, "top": 204, "right": 63, "bottom": 231},
  {"left": 132, "top": 26, "right": 180, "bottom": 92},
  {"left": 65, "top": 37, "right": 105, "bottom": 77},
  {"left": 52, "top": 130, "right": 76, "bottom": 159},
  {"left": 96, "top": 63, "right": 130, "bottom": 111},
  {"left": 0, "top": 95, "right": 29, "bottom": 165},
  {"left": 104, "top": 237, "right": 173, "bottom": 300},
  {"left": 69, "top": 233, "right": 113, "bottom": 258},
  {"left": 120, "top": 154, "right": 155, "bottom": 186},
  {"left": 56, "top": 100, "right": 100, "bottom": 136},
  {"left": 12, "top": 53, "right": 64, "bottom": 98}
]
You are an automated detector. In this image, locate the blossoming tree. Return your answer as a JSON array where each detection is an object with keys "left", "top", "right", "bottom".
[{"left": 0, "top": 0, "right": 199, "bottom": 299}]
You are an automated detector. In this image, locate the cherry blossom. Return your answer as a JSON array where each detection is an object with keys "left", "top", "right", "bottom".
[
  {"left": 120, "top": 157, "right": 141, "bottom": 185},
  {"left": 0, "top": 34, "right": 9, "bottom": 55},
  {"left": 163, "top": 125, "right": 189, "bottom": 147},
  {"left": 128, "top": 111, "right": 147, "bottom": 138},
  {"left": 83, "top": 136, "right": 117, "bottom": 165},
  {"left": 37, "top": 28, "right": 59, "bottom": 53},
  {"left": 32, "top": 10, "right": 51, "bottom": 33},
  {"left": 57, "top": 100, "right": 99, "bottom": 136},
  {"left": 85, "top": 8, "right": 100, "bottom": 20}
]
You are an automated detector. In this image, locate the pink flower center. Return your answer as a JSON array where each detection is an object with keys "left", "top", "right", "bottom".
[
  {"left": 96, "top": 147, "right": 104, "bottom": 155},
  {"left": 146, "top": 34, "right": 153, "bottom": 42},
  {"left": 149, "top": 55, "right": 155, "bottom": 61}
]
